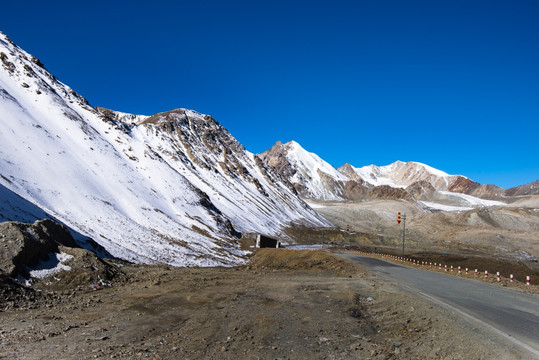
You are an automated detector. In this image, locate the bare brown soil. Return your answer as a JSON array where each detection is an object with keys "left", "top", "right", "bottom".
[{"left": 0, "top": 250, "right": 531, "bottom": 359}]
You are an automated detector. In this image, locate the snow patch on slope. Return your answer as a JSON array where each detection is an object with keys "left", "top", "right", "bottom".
[
  {"left": 420, "top": 201, "right": 473, "bottom": 212},
  {"left": 28, "top": 252, "right": 73, "bottom": 279},
  {"left": 438, "top": 191, "right": 505, "bottom": 207}
]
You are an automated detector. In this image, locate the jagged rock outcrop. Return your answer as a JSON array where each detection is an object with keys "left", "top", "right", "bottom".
[
  {"left": 258, "top": 141, "right": 299, "bottom": 181},
  {"left": 448, "top": 177, "right": 505, "bottom": 200},
  {"left": 337, "top": 163, "right": 363, "bottom": 182},
  {"left": 0, "top": 220, "right": 76, "bottom": 277},
  {"left": 0, "top": 219, "right": 127, "bottom": 291},
  {"left": 368, "top": 185, "right": 412, "bottom": 201},
  {"left": 407, "top": 180, "right": 437, "bottom": 200}
]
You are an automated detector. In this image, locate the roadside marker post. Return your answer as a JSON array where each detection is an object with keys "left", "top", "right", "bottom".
[
  {"left": 465, "top": 268, "right": 469, "bottom": 274},
  {"left": 497, "top": 272, "right": 500, "bottom": 282},
  {"left": 475, "top": 269, "right": 478, "bottom": 276},
  {"left": 485, "top": 270, "right": 488, "bottom": 278},
  {"left": 458, "top": 266, "right": 461, "bottom": 274},
  {"left": 510, "top": 274, "right": 514, "bottom": 282},
  {"left": 526, "top": 276, "right": 530, "bottom": 285}
]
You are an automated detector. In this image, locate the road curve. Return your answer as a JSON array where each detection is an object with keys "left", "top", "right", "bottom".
[{"left": 339, "top": 253, "right": 539, "bottom": 358}]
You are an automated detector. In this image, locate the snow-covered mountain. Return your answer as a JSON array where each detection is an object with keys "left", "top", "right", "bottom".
[
  {"left": 0, "top": 31, "right": 330, "bottom": 266},
  {"left": 339, "top": 161, "right": 507, "bottom": 200},
  {"left": 260, "top": 141, "right": 414, "bottom": 202},
  {"left": 259, "top": 141, "right": 519, "bottom": 209},
  {"left": 340, "top": 161, "right": 456, "bottom": 189},
  {"left": 259, "top": 141, "right": 353, "bottom": 201}
]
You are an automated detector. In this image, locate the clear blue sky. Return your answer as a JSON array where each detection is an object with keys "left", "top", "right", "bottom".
[{"left": 2, "top": 0, "right": 538, "bottom": 188}]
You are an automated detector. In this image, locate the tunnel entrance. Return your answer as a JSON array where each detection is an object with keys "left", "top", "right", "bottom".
[{"left": 255, "top": 234, "right": 280, "bottom": 248}]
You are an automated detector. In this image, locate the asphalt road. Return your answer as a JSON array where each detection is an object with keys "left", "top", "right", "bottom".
[{"left": 339, "top": 253, "right": 539, "bottom": 358}]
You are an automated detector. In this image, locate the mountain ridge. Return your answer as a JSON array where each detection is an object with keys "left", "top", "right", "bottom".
[
  {"left": 0, "top": 31, "right": 331, "bottom": 266},
  {"left": 259, "top": 140, "right": 537, "bottom": 204}
]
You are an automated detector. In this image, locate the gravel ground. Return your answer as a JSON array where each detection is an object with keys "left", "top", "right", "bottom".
[{"left": 0, "top": 250, "right": 532, "bottom": 359}]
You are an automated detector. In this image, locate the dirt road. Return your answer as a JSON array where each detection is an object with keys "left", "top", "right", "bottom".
[{"left": 0, "top": 250, "right": 533, "bottom": 359}]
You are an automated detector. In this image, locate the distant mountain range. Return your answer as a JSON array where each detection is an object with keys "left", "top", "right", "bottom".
[{"left": 259, "top": 140, "right": 538, "bottom": 206}]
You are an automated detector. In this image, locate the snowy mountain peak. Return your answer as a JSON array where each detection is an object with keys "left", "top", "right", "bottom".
[
  {"left": 283, "top": 141, "right": 348, "bottom": 181},
  {"left": 259, "top": 141, "right": 350, "bottom": 200},
  {"left": 285, "top": 140, "right": 303, "bottom": 151}
]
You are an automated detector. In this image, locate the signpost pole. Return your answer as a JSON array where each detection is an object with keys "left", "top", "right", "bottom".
[{"left": 401, "top": 213, "right": 406, "bottom": 257}]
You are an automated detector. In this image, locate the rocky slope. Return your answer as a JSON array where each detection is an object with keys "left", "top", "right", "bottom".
[
  {"left": 505, "top": 180, "right": 539, "bottom": 196},
  {"left": 0, "top": 31, "right": 330, "bottom": 266}
]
